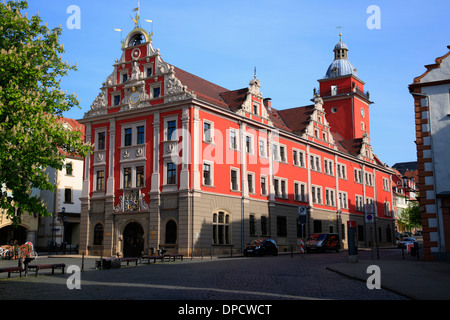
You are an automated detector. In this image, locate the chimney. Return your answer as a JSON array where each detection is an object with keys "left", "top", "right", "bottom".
[{"left": 263, "top": 98, "right": 272, "bottom": 110}]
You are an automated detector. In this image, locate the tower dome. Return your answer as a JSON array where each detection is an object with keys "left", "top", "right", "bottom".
[{"left": 323, "top": 35, "right": 357, "bottom": 79}]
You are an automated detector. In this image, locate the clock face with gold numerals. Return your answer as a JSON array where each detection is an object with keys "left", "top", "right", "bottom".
[{"left": 130, "top": 91, "right": 141, "bottom": 105}]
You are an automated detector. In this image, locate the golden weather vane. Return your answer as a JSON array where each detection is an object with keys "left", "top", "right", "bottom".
[
  {"left": 130, "top": 1, "right": 141, "bottom": 28},
  {"left": 336, "top": 26, "right": 343, "bottom": 40}
]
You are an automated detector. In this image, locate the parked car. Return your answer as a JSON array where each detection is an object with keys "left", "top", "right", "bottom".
[
  {"left": 397, "top": 237, "right": 417, "bottom": 249},
  {"left": 243, "top": 239, "right": 278, "bottom": 257},
  {"left": 306, "top": 233, "right": 340, "bottom": 253}
]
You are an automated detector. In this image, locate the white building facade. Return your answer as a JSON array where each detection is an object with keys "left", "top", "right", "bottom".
[{"left": 410, "top": 45, "right": 450, "bottom": 260}]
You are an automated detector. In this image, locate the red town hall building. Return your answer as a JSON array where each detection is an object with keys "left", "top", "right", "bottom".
[{"left": 78, "top": 25, "right": 396, "bottom": 257}]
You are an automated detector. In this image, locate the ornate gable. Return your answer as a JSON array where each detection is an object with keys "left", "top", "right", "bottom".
[
  {"left": 85, "top": 28, "right": 202, "bottom": 119},
  {"left": 301, "top": 95, "right": 335, "bottom": 146}
]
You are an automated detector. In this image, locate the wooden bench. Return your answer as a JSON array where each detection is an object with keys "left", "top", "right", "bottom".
[
  {"left": 27, "top": 264, "right": 66, "bottom": 277},
  {"left": 0, "top": 267, "right": 24, "bottom": 278},
  {"left": 164, "top": 254, "right": 184, "bottom": 262},
  {"left": 140, "top": 255, "right": 164, "bottom": 264},
  {"left": 120, "top": 257, "right": 139, "bottom": 266}
]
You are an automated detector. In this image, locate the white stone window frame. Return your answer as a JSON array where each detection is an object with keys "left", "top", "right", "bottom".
[
  {"left": 149, "top": 82, "right": 162, "bottom": 99},
  {"left": 95, "top": 127, "right": 107, "bottom": 151},
  {"left": 292, "top": 148, "right": 306, "bottom": 168},
  {"left": 354, "top": 168, "right": 363, "bottom": 184},
  {"left": 143, "top": 62, "right": 154, "bottom": 78},
  {"left": 120, "top": 162, "right": 146, "bottom": 190},
  {"left": 294, "top": 181, "right": 307, "bottom": 202},
  {"left": 230, "top": 166, "right": 240, "bottom": 192},
  {"left": 120, "top": 69, "right": 129, "bottom": 84},
  {"left": 383, "top": 177, "right": 390, "bottom": 191},
  {"left": 163, "top": 159, "right": 178, "bottom": 187},
  {"left": 325, "top": 188, "right": 335, "bottom": 207},
  {"left": 202, "top": 160, "right": 214, "bottom": 187},
  {"left": 273, "top": 143, "right": 287, "bottom": 163},
  {"left": 65, "top": 161, "right": 74, "bottom": 176},
  {"left": 311, "top": 184, "right": 323, "bottom": 204},
  {"left": 324, "top": 158, "right": 334, "bottom": 176},
  {"left": 384, "top": 201, "right": 391, "bottom": 216},
  {"left": 258, "top": 137, "right": 267, "bottom": 158},
  {"left": 121, "top": 121, "right": 146, "bottom": 147},
  {"left": 64, "top": 187, "right": 73, "bottom": 204},
  {"left": 310, "top": 154, "right": 322, "bottom": 172},
  {"left": 110, "top": 90, "right": 122, "bottom": 107},
  {"left": 245, "top": 132, "right": 255, "bottom": 155},
  {"left": 260, "top": 174, "right": 268, "bottom": 196},
  {"left": 365, "top": 171, "right": 374, "bottom": 187},
  {"left": 355, "top": 194, "right": 364, "bottom": 211},
  {"left": 253, "top": 101, "right": 260, "bottom": 116},
  {"left": 247, "top": 171, "right": 255, "bottom": 194},
  {"left": 93, "top": 167, "right": 106, "bottom": 192},
  {"left": 164, "top": 115, "right": 178, "bottom": 142},
  {"left": 337, "top": 163, "right": 347, "bottom": 180},
  {"left": 229, "top": 128, "right": 239, "bottom": 151},
  {"left": 203, "top": 120, "right": 214, "bottom": 144},
  {"left": 338, "top": 191, "right": 348, "bottom": 209},
  {"left": 274, "top": 176, "right": 288, "bottom": 199}
]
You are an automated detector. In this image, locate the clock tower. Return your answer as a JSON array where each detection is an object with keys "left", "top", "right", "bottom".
[{"left": 317, "top": 35, "right": 372, "bottom": 142}]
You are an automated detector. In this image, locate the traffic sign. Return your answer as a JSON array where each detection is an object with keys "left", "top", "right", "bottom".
[
  {"left": 365, "top": 213, "right": 374, "bottom": 223},
  {"left": 364, "top": 203, "right": 374, "bottom": 214},
  {"left": 298, "top": 206, "right": 307, "bottom": 215}
]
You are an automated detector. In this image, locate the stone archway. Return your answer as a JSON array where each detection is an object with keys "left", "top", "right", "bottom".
[
  {"left": 122, "top": 222, "right": 144, "bottom": 257},
  {"left": 0, "top": 225, "right": 27, "bottom": 245}
]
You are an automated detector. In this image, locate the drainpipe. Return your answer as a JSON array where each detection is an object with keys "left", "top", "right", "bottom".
[{"left": 410, "top": 92, "right": 443, "bottom": 258}]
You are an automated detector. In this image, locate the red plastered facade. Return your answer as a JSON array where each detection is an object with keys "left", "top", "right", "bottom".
[{"left": 78, "top": 28, "right": 395, "bottom": 257}]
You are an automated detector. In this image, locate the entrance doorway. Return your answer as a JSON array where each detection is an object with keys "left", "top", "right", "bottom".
[
  {"left": 122, "top": 222, "right": 144, "bottom": 257},
  {"left": 0, "top": 225, "right": 27, "bottom": 245}
]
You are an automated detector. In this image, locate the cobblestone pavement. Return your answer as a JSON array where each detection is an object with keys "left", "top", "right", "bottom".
[{"left": 0, "top": 249, "right": 407, "bottom": 301}]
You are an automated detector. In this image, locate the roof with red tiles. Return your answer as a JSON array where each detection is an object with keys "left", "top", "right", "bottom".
[
  {"left": 171, "top": 66, "right": 230, "bottom": 110},
  {"left": 219, "top": 88, "right": 248, "bottom": 112},
  {"left": 277, "top": 105, "right": 314, "bottom": 135},
  {"left": 170, "top": 64, "right": 369, "bottom": 158}
]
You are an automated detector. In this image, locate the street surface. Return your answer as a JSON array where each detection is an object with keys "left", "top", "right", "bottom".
[{"left": 0, "top": 248, "right": 408, "bottom": 301}]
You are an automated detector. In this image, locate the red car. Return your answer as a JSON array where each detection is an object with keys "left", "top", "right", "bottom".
[{"left": 306, "top": 233, "right": 340, "bottom": 253}]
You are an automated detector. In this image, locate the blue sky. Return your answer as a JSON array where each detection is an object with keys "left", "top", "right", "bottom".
[{"left": 24, "top": 0, "right": 450, "bottom": 167}]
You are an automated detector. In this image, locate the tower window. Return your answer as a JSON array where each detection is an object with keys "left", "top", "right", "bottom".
[{"left": 331, "top": 85, "right": 337, "bottom": 96}]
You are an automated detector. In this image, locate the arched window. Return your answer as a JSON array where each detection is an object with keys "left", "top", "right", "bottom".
[
  {"left": 93, "top": 224, "right": 104, "bottom": 245},
  {"left": 165, "top": 220, "right": 177, "bottom": 244},
  {"left": 213, "top": 211, "right": 231, "bottom": 245}
]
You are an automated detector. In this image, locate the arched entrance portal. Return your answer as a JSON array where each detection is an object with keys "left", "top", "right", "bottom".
[
  {"left": 0, "top": 225, "right": 27, "bottom": 245},
  {"left": 122, "top": 222, "right": 144, "bottom": 257}
]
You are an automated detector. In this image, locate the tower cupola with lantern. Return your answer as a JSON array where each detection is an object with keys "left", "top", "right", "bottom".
[{"left": 317, "top": 34, "right": 373, "bottom": 144}]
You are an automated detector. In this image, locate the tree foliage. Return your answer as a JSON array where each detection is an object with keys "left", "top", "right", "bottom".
[
  {"left": 397, "top": 201, "right": 422, "bottom": 232},
  {"left": 0, "top": 0, "right": 91, "bottom": 225}
]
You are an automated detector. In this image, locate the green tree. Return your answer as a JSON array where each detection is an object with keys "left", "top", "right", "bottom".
[
  {"left": 398, "top": 201, "right": 422, "bottom": 232},
  {"left": 0, "top": 1, "right": 91, "bottom": 225}
]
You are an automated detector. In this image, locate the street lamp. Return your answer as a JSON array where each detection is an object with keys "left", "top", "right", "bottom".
[
  {"left": 60, "top": 207, "right": 67, "bottom": 252},
  {"left": 336, "top": 209, "right": 342, "bottom": 241}
]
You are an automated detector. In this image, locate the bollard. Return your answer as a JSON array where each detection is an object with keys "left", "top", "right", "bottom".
[{"left": 81, "top": 253, "right": 85, "bottom": 272}]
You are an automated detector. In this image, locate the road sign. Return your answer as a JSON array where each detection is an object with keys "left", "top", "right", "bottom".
[
  {"left": 365, "top": 213, "right": 374, "bottom": 224},
  {"left": 298, "top": 206, "right": 307, "bottom": 215},
  {"left": 364, "top": 203, "right": 374, "bottom": 214}
]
